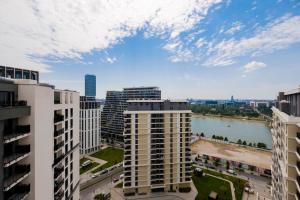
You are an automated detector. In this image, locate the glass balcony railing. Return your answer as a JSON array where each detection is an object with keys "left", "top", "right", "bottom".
[
  {"left": 54, "top": 166, "right": 64, "bottom": 179},
  {"left": 54, "top": 178, "right": 64, "bottom": 193},
  {"left": 54, "top": 190, "right": 64, "bottom": 200},
  {"left": 54, "top": 141, "right": 64, "bottom": 151},
  {"left": 4, "top": 125, "right": 30, "bottom": 143},
  {"left": 54, "top": 114, "right": 64, "bottom": 123},
  {"left": 297, "top": 132, "right": 300, "bottom": 140},
  {"left": 3, "top": 165, "right": 30, "bottom": 191},
  {"left": 6, "top": 184, "right": 30, "bottom": 200},
  {"left": 3, "top": 145, "right": 30, "bottom": 167},
  {"left": 0, "top": 100, "right": 27, "bottom": 108}
]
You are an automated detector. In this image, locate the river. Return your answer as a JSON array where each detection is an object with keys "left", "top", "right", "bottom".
[{"left": 192, "top": 115, "right": 272, "bottom": 149}]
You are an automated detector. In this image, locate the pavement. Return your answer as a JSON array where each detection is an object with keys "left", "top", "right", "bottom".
[{"left": 80, "top": 170, "right": 123, "bottom": 200}]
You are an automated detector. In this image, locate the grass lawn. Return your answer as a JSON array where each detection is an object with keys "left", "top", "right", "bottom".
[
  {"left": 202, "top": 169, "right": 247, "bottom": 200},
  {"left": 193, "top": 174, "right": 232, "bottom": 200},
  {"left": 90, "top": 147, "right": 124, "bottom": 173},
  {"left": 115, "top": 182, "right": 123, "bottom": 188},
  {"left": 80, "top": 162, "right": 99, "bottom": 174}
]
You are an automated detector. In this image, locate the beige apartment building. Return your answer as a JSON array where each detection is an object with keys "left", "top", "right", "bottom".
[
  {"left": 271, "top": 87, "right": 300, "bottom": 200},
  {"left": 123, "top": 100, "right": 192, "bottom": 195}
]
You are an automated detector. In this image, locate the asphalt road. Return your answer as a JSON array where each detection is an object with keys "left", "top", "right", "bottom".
[{"left": 80, "top": 170, "right": 123, "bottom": 200}]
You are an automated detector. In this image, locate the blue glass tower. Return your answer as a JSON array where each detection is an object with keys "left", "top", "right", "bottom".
[{"left": 85, "top": 74, "right": 96, "bottom": 97}]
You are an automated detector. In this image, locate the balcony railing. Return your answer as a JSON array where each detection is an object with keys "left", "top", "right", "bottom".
[
  {"left": 3, "top": 145, "right": 30, "bottom": 167},
  {"left": 54, "top": 128, "right": 64, "bottom": 137},
  {"left": 3, "top": 165, "right": 30, "bottom": 191},
  {"left": 297, "top": 147, "right": 300, "bottom": 156},
  {"left": 6, "top": 184, "right": 30, "bottom": 200},
  {"left": 54, "top": 190, "right": 64, "bottom": 200},
  {"left": 0, "top": 100, "right": 27, "bottom": 108},
  {"left": 54, "top": 114, "right": 64, "bottom": 123},
  {"left": 53, "top": 154, "right": 65, "bottom": 166},
  {"left": 54, "top": 141, "right": 64, "bottom": 151},
  {"left": 54, "top": 167, "right": 64, "bottom": 179},
  {"left": 54, "top": 179, "right": 64, "bottom": 193},
  {"left": 297, "top": 176, "right": 300, "bottom": 187},
  {"left": 297, "top": 132, "right": 300, "bottom": 140},
  {"left": 4, "top": 125, "right": 30, "bottom": 143}
]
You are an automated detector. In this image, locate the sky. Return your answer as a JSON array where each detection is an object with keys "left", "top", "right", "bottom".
[{"left": 1, "top": 0, "right": 300, "bottom": 99}]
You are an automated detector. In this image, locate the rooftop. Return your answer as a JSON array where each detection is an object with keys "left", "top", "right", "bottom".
[{"left": 284, "top": 86, "right": 300, "bottom": 95}]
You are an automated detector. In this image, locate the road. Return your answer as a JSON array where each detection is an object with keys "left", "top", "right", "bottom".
[{"left": 80, "top": 171, "right": 123, "bottom": 200}]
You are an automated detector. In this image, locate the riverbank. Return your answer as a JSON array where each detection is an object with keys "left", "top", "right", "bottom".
[
  {"left": 192, "top": 113, "right": 267, "bottom": 123},
  {"left": 191, "top": 139, "right": 272, "bottom": 169}
]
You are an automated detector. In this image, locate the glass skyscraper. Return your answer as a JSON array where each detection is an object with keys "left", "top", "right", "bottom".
[{"left": 85, "top": 74, "right": 96, "bottom": 97}]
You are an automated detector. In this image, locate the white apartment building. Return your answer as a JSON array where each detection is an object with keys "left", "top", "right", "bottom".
[
  {"left": 79, "top": 96, "right": 102, "bottom": 155},
  {"left": 0, "top": 66, "right": 80, "bottom": 200},
  {"left": 123, "top": 100, "right": 192, "bottom": 195},
  {"left": 271, "top": 87, "right": 300, "bottom": 200}
]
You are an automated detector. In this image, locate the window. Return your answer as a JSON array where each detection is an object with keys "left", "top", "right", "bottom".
[{"left": 71, "top": 108, "right": 73, "bottom": 117}]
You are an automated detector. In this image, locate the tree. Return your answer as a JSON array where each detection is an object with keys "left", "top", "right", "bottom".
[
  {"left": 224, "top": 137, "right": 228, "bottom": 142},
  {"left": 94, "top": 193, "right": 105, "bottom": 200},
  {"left": 212, "top": 135, "right": 216, "bottom": 139},
  {"left": 248, "top": 143, "right": 252, "bottom": 147},
  {"left": 200, "top": 132, "right": 205, "bottom": 137},
  {"left": 196, "top": 133, "right": 200, "bottom": 137},
  {"left": 257, "top": 142, "right": 267, "bottom": 149},
  {"left": 242, "top": 141, "right": 247, "bottom": 146},
  {"left": 237, "top": 139, "right": 242, "bottom": 144}
]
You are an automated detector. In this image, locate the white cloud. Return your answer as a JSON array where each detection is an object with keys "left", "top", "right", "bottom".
[
  {"left": 225, "top": 22, "right": 243, "bottom": 35},
  {"left": 0, "top": 0, "right": 222, "bottom": 72},
  {"left": 243, "top": 61, "right": 266, "bottom": 73},
  {"left": 204, "top": 15, "right": 300, "bottom": 66},
  {"left": 195, "top": 38, "right": 207, "bottom": 48},
  {"left": 106, "top": 57, "right": 117, "bottom": 64}
]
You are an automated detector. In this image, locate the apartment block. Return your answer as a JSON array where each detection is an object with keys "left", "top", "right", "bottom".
[
  {"left": 0, "top": 68, "right": 80, "bottom": 200},
  {"left": 271, "top": 86, "right": 300, "bottom": 200},
  {"left": 101, "top": 87, "right": 161, "bottom": 143},
  {"left": 80, "top": 96, "right": 102, "bottom": 155},
  {"left": 123, "top": 100, "right": 192, "bottom": 195}
]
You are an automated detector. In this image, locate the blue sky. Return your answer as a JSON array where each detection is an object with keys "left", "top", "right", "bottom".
[{"left": 1, "top": 0, "right": 300, "bottom": 99}]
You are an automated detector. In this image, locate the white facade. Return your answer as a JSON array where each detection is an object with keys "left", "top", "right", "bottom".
[
  {"left": 79, "top": 97, "right": 102, "bottom": 155},
  {"left": 16, "top": 80, "right": 80, "bottom": 200}
]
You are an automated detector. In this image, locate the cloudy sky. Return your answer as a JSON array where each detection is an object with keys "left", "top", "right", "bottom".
[{"left": 1, "top": 0, "right": 300, "bottom": 99}]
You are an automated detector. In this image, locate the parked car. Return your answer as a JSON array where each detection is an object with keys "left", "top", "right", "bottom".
[
  {"left": 100, "top": 169, "right": 108, "bottom": 175},
  {"left": 227, "top": 169, "right": 237, "bottom": 175},
  {"left": 113, "top": 177, "right": 119, "bottom": 182},
  {"left": 81, "top": 160, "right": 92, "bottom": 167},
  {"left": 91, "top": 172, "right": 100, "bottom": 178},
  {"left": 119, "top": 174, "right": 124, "bottom": 179}
]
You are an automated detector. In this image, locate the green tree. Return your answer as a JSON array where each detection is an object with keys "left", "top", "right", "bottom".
[
  {"left": 212, "top": 135, "right": 216, "bottom": 139},
  {"left": 94, "top": 193, "right": 105, "bottom": 200},
  {"left": 224, "top": 137, "right": 228, "bottom": 142},
  {"left": 200, "top": 132, "right": 205, "bottom": 137},
  {"left": 242, "top": 141, "right": 247, "bottom": 145},
  {"left": 237, "top": 139, "right": 242, "bottom": 144}
]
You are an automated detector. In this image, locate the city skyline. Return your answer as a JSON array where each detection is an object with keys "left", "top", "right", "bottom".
[{"left": 1, "top": 0, "right": 300, "bottom": 99}]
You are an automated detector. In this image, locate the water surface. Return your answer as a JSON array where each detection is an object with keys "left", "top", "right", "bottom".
[{"left": 192, "top": 115, "right": 272, "bottom": 149}]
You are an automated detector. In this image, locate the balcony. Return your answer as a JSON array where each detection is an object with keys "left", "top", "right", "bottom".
[
  {"left": 3, "top": 165, "right": 30, "bottom": 191},
  {"left": 54, "top": 190, "right": 64, "bottom": 200},
  {"left": 6, "top": 184, "right": 30, "bottom": 200},
  {"left": 297, "top": 147, "right": 300, "bottom": 157},
  {"left": 54, "top": 128, "right": 64, "bottom": 137},
  {"left": 54, "top": 178, "right": 64, "bottom": 193},
  {"left": 297, "top": 176, "right": 300, "bottom": 187},
  {"left": 3, "top": 145, "right": 31, "bottom": 167},
  {"left": 54, "top": 166, "right": 64, "bottom": 179},
  {"left": 53, "top": 154, "right": 65, "bottom": 166},
  {"left": 297, "top": 132, "right": 300, "bottom": 140},
  {"left": 54, "top": 114, "right": 64, "bottom": 123},
  {"left": 4, "top": 125, "right": 31, "bottom": 144},
  {"left": 54, "top": 141, "right": 64, "bottom": 151},
  {"left": 0, "top": 101, "right": 30, "bottom": 120}
]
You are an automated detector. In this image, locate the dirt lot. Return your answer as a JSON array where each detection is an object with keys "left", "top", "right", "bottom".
[{"left": 191, "top": 139, "right": 272, "bottom": 169}]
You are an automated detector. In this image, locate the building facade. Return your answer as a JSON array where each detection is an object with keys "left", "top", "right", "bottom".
[
  {"left": 0, "top": 69, "right": 80, "bottom": 200},
  {"left": 101, "top": 87, "right": 161, "bottom": 143},
  {"left": 123, "top": 100, "right": 192, "bottom": 195},
  {"left": 271, "top": 86, "right": 300, "bottom": 200},
  {"left": 80, "top": 96, "right": 102, "bottom": 155},
  {"left": 84, "top": 74, "right": 96, "bottom": 97}
]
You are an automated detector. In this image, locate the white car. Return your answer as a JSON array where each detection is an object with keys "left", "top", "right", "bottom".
[
  {"left": 81, "top": 160, "right": 92, "bottom": 167},
  {"left": 119, "top": 174, "right": 124, "bottom": 179}
]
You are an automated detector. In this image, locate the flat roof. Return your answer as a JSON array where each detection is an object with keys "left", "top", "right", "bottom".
[{"left": 284, "top": 87, "right": 300, "bottom": 95}]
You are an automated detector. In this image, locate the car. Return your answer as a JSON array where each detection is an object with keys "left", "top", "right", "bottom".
[
  {"left": 81, "top": 160, "right": 92, "bottom": 167},
  {"left": 113, "top": 177, "right": 119, "bottom": 182},
  {"left": 227, "top": 169, "right": 237, "bottom": 175},
  {"left": 100, "top": 169, "right": 108, "bottom": 175},
  {"left": 91, "top": 172, "right": 100, "bottom": 178},
  {"left": 119, "top": 174, "right": 124, "bottom": 179},
  {"left": 118, "top": 163, "right": 123, "bottom": 167}
]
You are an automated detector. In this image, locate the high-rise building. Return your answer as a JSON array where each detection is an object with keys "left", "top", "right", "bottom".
[
  {"left": 101, "top": 87, "right": 161, "bottom": 143},
  {"left": 0, "top": 67, "right": 80, "bottom": 200},
  {"left": 80, "top": 96, "right": 102, "bottom": 155},
  {"left": 271, "top": 86, "right": 300, "bottom": 200},
  {"left": 123, "top": 100, "right": 192, "bottom": 195},
  {"left": 85, "top": 74, "right": 96, "bottom": 97}
]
